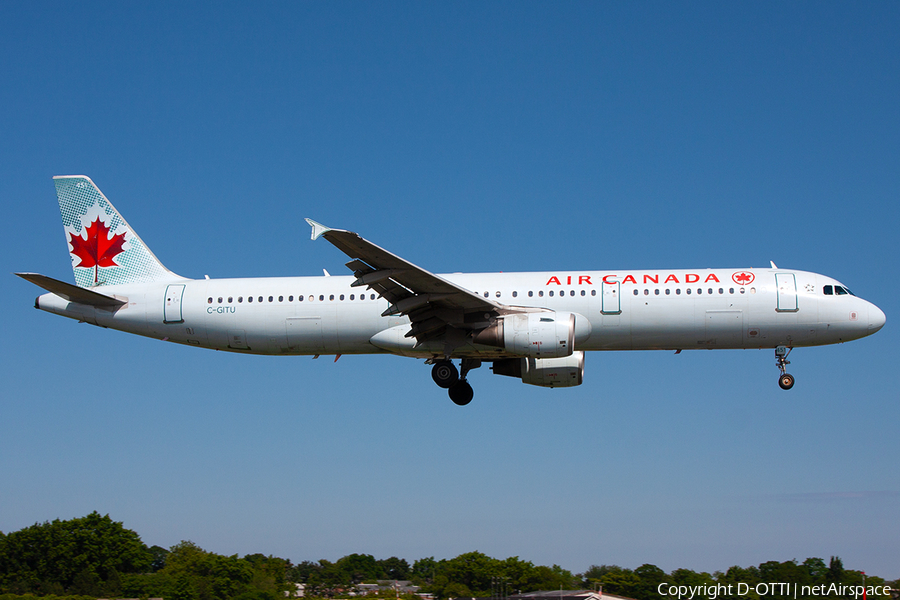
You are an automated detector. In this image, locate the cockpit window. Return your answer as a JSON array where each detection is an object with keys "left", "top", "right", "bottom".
[{"left": 825, "top": 284, "right": 854, "bottom": 296}]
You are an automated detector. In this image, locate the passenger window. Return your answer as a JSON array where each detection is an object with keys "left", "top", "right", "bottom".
[
  {"left": 729, "top": 288, "right": 734, "bottom": 294},
  {"left": 329, "top": 294, "right": 335, "bottom": 301},
  {"left": 686, "top": 289, "right": 692, "bottom": 295},
  {"left": 289, "top": 295, "right": 293, "bottom": 302},
  {"left": 208, "top": 297, "right": 212, "bottom": 304},
  {"left": 740, "top": 288, "right": 745, "bottom": 294},
  {"left": 248, "top": 296, "right": 253, "bottom": 303},
  {"left": 258, "top": 296, "right": 263, "bottom": 303},
  {"left": 697, "top": 289, "right": 702, "bottom": 295},
  {"left": 228, "top": 297, "right": 233, "bottom": 303},
  {"left": 581, "top": 290, "right": 586, "bottom": 296},
  {"left": 633, "top": 290, "right": 638, "bottom": 296},
  {"left": 340, "top": 294, "right": 345, "bottom": 300},
  {"left": 483, "top": 291, "right": 489, "bottom": 298},
  {"left": 512, "top": 291, "right": 518, "bottom": 298},
  {"left": 539, "top": 291, "right": 544, "bottom": 297},
  {"left": 643, "top": 289, "right": 649, "bottom": 295},
  {"left": 268, "top": 296, "right": 274, "bottom": 302},
  {"left": 708, "top": 288, "right": 713, "bottom": 295},
  {"left": 218, "top": 297, "right": 223, "bottom": 303},
  {"left": 528, "top": 291, "right": 534, "bottom": 297},
  {"left": 570, "top": 290, "right": 575, "bottom": 296},
  {"left": 665, "top": 289, "right": 670, "bottom": 295},
  {"left": 299, "top": 295, "right": 304, "bottom": 301},
  {"left": 718, "top": 288, "right": 723, "bottom": 294},
  {"left": 278, "top": 296, "right": 283, "bottom": 302},
  {"left": 495, "top": 291, "right": 501, "bottom": 298},
  {"left": 654, "top": 289, "right": 660, "bottom": 295},
  {"left": 676, "top": 289, "right": 681, "bottom": 295},
  {"left": 319, "top": 295, "right": 324, "bottom": 301},
  {"left": 591, "top": 290, "right": 596, "bottom": 296},
  {"left": 238, "top": 297, "right": 243, "bottom": 303},
  {"left": 370, "top": 294, "right": 376, "bottom": 300},
  {"left": 549, "top": 291, "right": 555, "bottom": 297}
]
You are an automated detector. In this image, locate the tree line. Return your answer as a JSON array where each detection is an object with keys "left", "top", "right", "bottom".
[{"left": 0, "top": 513, "right": 895, "bottom": 600}]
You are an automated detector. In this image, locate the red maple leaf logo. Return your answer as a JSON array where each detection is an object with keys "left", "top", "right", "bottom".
[
  {"left": 69, "top": 217, "right": 127, "bottom": 283},
  {"left": 732, "top": 271, "right": 754, "bottom": 285}
]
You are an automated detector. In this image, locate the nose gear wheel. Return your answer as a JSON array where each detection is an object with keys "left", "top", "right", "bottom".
[{"left": 775, "top": 346, "right": 794, "bottom": 390}]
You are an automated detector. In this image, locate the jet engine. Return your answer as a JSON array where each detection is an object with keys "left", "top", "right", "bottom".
[
  {"left": 472, "top": 311, "right": 590, "bottom": 358},
  {"left": 492, "top": 351, "right": 584, "bottom": 388}
]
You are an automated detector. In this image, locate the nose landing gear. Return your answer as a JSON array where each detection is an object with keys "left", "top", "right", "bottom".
[{"left": 775, "top": 346, "right": 794, "bottom": 390}]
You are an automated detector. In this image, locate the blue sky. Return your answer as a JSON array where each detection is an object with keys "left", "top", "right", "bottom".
[{"left": 2, "top": 1, "right": 898, "bottom": 579}]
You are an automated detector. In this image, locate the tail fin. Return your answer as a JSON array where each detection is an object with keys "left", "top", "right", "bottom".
[{"left": 54, "top": 175, "right": 182, "bottom": 288}]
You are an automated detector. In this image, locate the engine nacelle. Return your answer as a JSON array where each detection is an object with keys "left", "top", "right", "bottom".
[
  {"left": 492, "top": 351, "right": 584, "bottom": 388},
  {"left": 473, "top": 311, "right": 590, "bottom": 358}
]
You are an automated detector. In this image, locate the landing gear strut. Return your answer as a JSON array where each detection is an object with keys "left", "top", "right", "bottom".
[
  {"left": 430, "top": 359, "right": 481, "bottom": 405},
  {"left": 775, "top": 346, "right": 794, "bottom": 390}
]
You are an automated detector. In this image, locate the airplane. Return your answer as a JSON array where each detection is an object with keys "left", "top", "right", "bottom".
[{"left": 17, "top": 175, "right": 886, "bottom": 405}]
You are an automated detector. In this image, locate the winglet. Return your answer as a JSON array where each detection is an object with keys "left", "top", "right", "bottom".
[{"left": 305, "top": 218, "right": 331, "bottom": 241}]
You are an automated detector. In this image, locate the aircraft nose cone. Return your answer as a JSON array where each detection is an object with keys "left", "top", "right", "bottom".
[{"left": 869, "top": 304, "right": 886, "bottom": 333}]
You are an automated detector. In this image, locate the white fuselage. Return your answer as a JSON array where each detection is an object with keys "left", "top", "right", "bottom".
[{"left": 35, "top": 268, "right": 884, "bottom": 358}]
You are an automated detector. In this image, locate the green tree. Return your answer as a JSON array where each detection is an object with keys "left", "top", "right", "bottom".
[
  {"left": 150, "top": 545, "right": 171, "bottom": 572},
  {"left": 0, "top": 511, "right": 151, "bottom": 594},
  {"left": 443, "top": 552, "right": 500, "bottom": 596},
  {"left": 715, "top": 566, "right": 760, "bottom": 600},
  {"left": 599, "top": 569, "right": 641, "bottom": 598},
  {"left": 827, "top": 557, "right": 844, "bottom": 583},
  {"left": 379, "top": 557, "right": 411, "bottom": 580},
  {"left": 411, "top": 557, "right": 438, "bottom": 587},
  {"left": 334, "top": 554, "right": 381, "bottom": 583},
  {"left": 634, "top": 564, "right": 670, "bottom": 600}
]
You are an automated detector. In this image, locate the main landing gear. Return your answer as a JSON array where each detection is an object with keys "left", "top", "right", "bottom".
[
  {"left": 430, "top": 359, "right": 480, "bottom": 405},
  {"left": 775, "top": 346, "right": 794, "bottom": 390}
]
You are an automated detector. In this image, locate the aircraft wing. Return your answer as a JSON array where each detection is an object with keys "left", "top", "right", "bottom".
[{"left": 306, "top": 219, "right": 503, "bottom": 346}]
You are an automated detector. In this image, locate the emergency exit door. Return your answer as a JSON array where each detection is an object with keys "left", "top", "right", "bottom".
[
  {"left": 164, "top": 284, "right": 185, "bottom": 323},
  {"left": 601, "top": 280, "right": 621, "bottom": 315},
  {"left": 775, "top": 273, "right": 799, "bottom": 312}
]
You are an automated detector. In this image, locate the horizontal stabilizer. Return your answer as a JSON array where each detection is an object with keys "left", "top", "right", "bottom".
[{"left": 15, "top": 273, "right": 126, "bottom": 308}]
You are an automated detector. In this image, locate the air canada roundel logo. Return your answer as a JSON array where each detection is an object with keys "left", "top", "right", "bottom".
[{"left": 732, "top": 271, "right": 755, "bottom": 285}]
